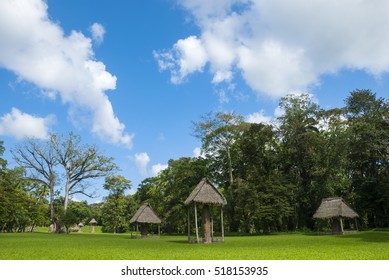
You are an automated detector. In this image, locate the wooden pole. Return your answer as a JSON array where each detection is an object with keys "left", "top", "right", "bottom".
[
  {"left": 187, "top": 207, "right": 190, "bottom": 242},
  {"left": 136, "top": 223, "right": 139, "bottom": 238},
  {"left": 355, "top": 217, "right": 359, "bottom": 231},
  {"left": 202, "top": 204, "right": 212, "bottom": 244},
  {"left": 158, "top": 224, "right": 160, "bottom": 237},
  {"left": 211, "top": 216, "right": 214, "bottom": 239},
  {"left": 340, "top": 217, "right": 344, "bottom": 234},
  {"left": 221, "top": 207, "right": 224, "bottom": 242},
  {"left": 194, "top": 202, "right": 199, "bottom": 243}
]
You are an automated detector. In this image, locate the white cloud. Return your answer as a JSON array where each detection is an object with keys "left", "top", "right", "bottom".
[
  {"left": 156, "top": 0, "right": 389, "bottom": 97},
  {"left": 90, "top": 22, "right": 105, "bottom": 44},
  {"left": 154, "top": 35, "right": 208, "bottom": 84},
  {"left": 0, "top": 0, "right": 133, "bottom": 147},
  {"left": 134, "top": 152, "right": 150, "bottom": 176},
  {"left": 0, "top": 108, "right": 55, "bottom": 140},
  {"left": 151, "top": 163, "right": 168, "bottom": 176},
  {"left": 245, "top": 110, "right": 272, "bottom": 124}
]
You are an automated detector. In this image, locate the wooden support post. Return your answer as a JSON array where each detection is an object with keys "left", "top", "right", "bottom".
[
  {"left": 202, "top": 204, "right": 212, "bottom": 244},
  {"left": 158, "top": 224, "right": 160, "bottom": 237},
  {"left": 187, "top": 207, "right": 190, "bottom": 242},
  {"left": 136, "top": 223, "right": 139, "bottom": 238},
  {"left": 194, "top": 203, "right": 199, "bottom": 243},
  {"left": 355, "top": 218, "right": 359, "bottom": 231},
  {"left": 221, "top": 207, "right": 224, "bottom": 242},
  {"left": 211, "top": 216, "right": 214, "bottom": 239},
  {"left": 340, "top": 217, "right": 344, "bottom": 234}
]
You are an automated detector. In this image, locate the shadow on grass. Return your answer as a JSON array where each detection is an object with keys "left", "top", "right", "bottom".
[
  {"left": 303, "top": 230, "right": 389, "bottom": 243},
  {"left": 166, "top": 240, "right": 190, "bottom": 244},
  {"left": 340, "top": 231, "right": 389, "bottom": 243}
]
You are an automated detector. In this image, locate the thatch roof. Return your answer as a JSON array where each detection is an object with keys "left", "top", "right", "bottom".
[
  {"left": 313, "top": 197, "right": 359, "bottom": 219},
  {"left": 130, "top": 203, "right": 161, "bottom": 224},
  {"left": 89, "top": 218, "right": 97, "bottom": 225},
  {"left": 184, "top": 178, "right": 227, "bottom": 206}
]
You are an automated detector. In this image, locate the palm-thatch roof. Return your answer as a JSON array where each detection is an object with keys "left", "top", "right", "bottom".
[
  {"left": 130, "top": 203, "right": 161, "bottom": 224},
  {"left": 184, "top": 178, "right": 227, "bottom": 206},
  {"left": 89, "top": 218, "right": 97, "bottom": 225},
  {"left": 313, "top": 197, "right": 359, "bottom": 219}
]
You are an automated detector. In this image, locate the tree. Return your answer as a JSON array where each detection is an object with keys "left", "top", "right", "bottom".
[
  {"left": 345, "top": 89, "right": 389, "bottom": 228},
  {"left": 193, "top": 112, "right": 245, "bottom": 231},
  {"left": 0, "top": 162, "right": 48, "bottom": 232},
  {"left": 277, "top": 93, "right": 328, "bottom": 229},
  {"left": 11, "top": 139, "right": 58, "bottom": 231},
  {"left": 234, "top": 123, "right": 294, "bottom": 233},
  {"left": 51, "top": 133, "right": 118, "bottom": 212},
  {"left": 11, "top": 133, "right": 118, "bottom": 232},
  {"left": 101, "top": 175, "right": 132, "bottom": 233}
]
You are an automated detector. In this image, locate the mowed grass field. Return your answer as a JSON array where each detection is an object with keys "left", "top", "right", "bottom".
[{"left": 0, "top": 230, "right": 388, "bottom": 260}]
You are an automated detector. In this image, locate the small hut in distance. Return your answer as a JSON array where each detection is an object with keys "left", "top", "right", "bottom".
[
  {"left": 185, "top": 178, "right": 227, "bottom": 244},
  {"left": 313, "top": 197, "right": 359, "bottom": 235},
  {"left": 89, "top": 218, "right": 97, "bottom": 233},
  {"left": 130, "top": 203, "right": 161, "bottom": 238}
]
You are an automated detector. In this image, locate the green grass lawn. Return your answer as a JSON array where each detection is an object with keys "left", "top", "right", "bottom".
[{"left": 0, "top": 231, "right": 388, "bottom": 260}]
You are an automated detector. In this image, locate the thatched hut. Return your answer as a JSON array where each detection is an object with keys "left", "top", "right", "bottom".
[
  {"left": 184, "top": 178, "right": 227, "bottom": 244},
  {"left": 313, "top": 197, "right": 359, "bottom": 234},
  {"left": 130, "top": 203, "right": 161, "bottom": 238},
  {"left": 89, "top": 218, "right": 97, "bottom": 233}
]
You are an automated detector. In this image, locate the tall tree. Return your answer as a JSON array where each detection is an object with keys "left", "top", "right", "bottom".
[
  {"left": 101, "top": 175, "right": 132, "bottom": 233},
  {"left": 193, "top": 112, "right": 245, "bottom": 231},
  {"left": 345, "top": 89, "right": 389, "bottom": 227},
  {"left": 11, "top": 139, "right": 58, "bottom": 231},
  {"left": 235, "top": 123, "right": 294, "bottom": 232},
  {"left": 277, "top": 93, "right": 327, "bottom": 229},
  {"left": 51, "top": 133, "right": 118, "bottom": 212}
]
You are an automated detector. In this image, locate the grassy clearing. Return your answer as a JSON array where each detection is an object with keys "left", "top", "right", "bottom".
[{"left": 0, "top": 231, "right": 388, "bottom": 260}]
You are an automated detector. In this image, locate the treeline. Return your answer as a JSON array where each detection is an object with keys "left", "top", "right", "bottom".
[
  {"left": 1, "top": 89, "right": 388, "bottom": 233},
  {"left": 135, "top": 90, "right": 389, "bottom": 233}
]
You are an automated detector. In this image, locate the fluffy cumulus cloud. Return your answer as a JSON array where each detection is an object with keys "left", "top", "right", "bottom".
[
  {"left": 0, "top": 108, "right": 55, "bottom": 140},
  {"left": 155, "top": 0, "right": 389, "bottom": 97},
  {"left": 0, "top": 0, "right": 133, "bottom": 147},
  {"left": 154, "top": 35, "right": 208, "bottom": 84}
]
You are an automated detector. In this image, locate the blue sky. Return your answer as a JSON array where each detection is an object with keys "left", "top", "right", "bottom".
[{"left": 1, "top": 0, "right": 389, "bottom": 202}]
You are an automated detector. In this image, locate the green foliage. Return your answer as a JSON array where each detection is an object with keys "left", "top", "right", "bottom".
[
  {"left": 346, "top": 89, "right": 389, "bottom": 228},
  {"left": 101, "top": 175, "right": 134, "bottom": 233},
  {"left": 135, "top": 157, "right": 211, "bottom": 233},
  {"left": 0, "top": 166, "right": 49, "bottom": 232}
]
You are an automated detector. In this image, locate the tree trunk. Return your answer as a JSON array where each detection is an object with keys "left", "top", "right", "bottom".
[
  {"left": 49, "top": 183, "right": 56, "bottom": 233},
  {"left": 202, "top": 204, "right": 212, "bottom": 244},
  {"left": 63, "top": 176, "right": 71, "bottom": 213}
]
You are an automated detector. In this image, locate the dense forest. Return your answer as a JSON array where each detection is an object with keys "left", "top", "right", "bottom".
[{"left": 1, "top": 89, "right": 388, "bottom": 233}]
